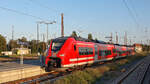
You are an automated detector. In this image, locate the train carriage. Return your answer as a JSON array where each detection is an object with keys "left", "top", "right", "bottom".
[
  {"left": 66, "top": 40, "right": 95, "bottom": 67},
  {"left": 96, "top": 44, "right": 114, "bottom": 62},
  {"left": 115, "top": 45, "right": 122, "bottom": 58},
  {"left": 121, "top": 46, "right": 128, "bottom": 57},
  {"left": 45, "top": 36, "right": 135, "bottom": 71},
  {"left": 127, "top": 47, "right": 135, "bottom": 56}
]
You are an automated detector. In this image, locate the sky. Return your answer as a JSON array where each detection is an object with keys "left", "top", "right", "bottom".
[{"left": 0, "top": 0, "right": 150, "bottom": 44}]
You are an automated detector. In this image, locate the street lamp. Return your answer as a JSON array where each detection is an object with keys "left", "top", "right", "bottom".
[
  {"left": 36, "top": 21, "right": 44, "bottom": 56},
  {"left": 36, "top": 21, "right": 56, "bottom": 66},
  {"left": 36, "top": 21, "right": 56, "bottom": 50},
  {"left": 36, "top": 21, "right": 44, "bottom": 43},
  {"left": 43, "top": 21, "right": 56, "bottom": 45}
]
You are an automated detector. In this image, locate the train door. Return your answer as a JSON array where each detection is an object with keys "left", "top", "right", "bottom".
[
  {"left": 74, "top": 44, "right": 78, "bottom": 66},
  {"left": 94, "top": 45, "right": 98, "bottom": 61},
  {"left": 101, "top": 50, "right": 105, "bottom": 59}
]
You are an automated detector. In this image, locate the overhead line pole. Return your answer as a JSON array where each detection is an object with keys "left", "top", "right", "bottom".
[
  {"left": 116, "top": 32, "right": 118, "bottom": 44},
  {"left": 61, "top": 13, "right": 64, "bottom": 37},
  {"left": 37, "top": 23, "right": 39, "bottom": 44},
  {"left": 111, "top": 32, "right": 113, "bottom": 43},
  {"left": 12, "top": 25, "right": 14, "bottom": 40},
  {"left": 124, "top": 31, "right": 127, "bottom": 45},
  {"left": 36, "top": 21, "right": 44, "bottom": 55},
  {"left": 105, "top": 32, "right": 113, "bottom": 43},
  {"left": 46, "top": 24, "right": 48, "bottom": 44}
]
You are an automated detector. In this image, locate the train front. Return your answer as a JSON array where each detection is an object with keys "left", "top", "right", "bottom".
[{"left": 45, "top": 37, "right": 67, "bottom": 72}]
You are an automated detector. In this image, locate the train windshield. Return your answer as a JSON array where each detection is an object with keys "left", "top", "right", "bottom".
[{"left": 51, "top": 39, "right": 66, "bottom": 52}]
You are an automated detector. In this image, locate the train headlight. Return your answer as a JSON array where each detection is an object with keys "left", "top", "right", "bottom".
[{"left": 60, "top": 54, "right": 65, "bottom": 56}]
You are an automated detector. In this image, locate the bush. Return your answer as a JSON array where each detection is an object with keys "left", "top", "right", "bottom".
[
  {"left": 53, "top": 66, "right": 110, "bottom": 84},
  {"left": 51, "top": 52, "right": 148, "bottom": 84},
  {"left": 107, "top": 64, "right": 119, "bottom": 71},
  {"left": 54, "top": 71, "right": 92, "bottom": 84},
  {"left": 117, "top": 59, "right": 129, "bottom": 66}
]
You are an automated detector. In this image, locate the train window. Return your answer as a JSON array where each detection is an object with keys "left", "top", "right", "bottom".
[
  {"left": 86, "top": 47, "right": 89, "bottom": 55},
  {"left": 119, "top": 51, "right": 122, "bottom": 55},
  {"left": 87, "top": 48, "right": 89, "bottom": 55},
  {"left": 79, "top": 47, "right": 82, "bottom": 55},
  {"left": 90, "top": 48, "right": 93, "bottom": 55},
  {"left": 105, "top": 50, "right": 108, "bottom": 55},
  {"left": 83, "top": 48, "right": 85, "bottom": 55},
  {"left": 51, "top": 39, "right": 66, "bottom": 52},
  {"left": 89, "top": 48, "right": 91, "bottom": 54},
  {"left": 85, "top": 48, "right": 88, "bottom": 55},
  {"left": 78, "top": 47, "right": 93, "bottom": 55},
  {"left": 122, "top": 51, "right": 125, "bottom": 54},
  {"left": 102, "top": 50, "right": 105, "bottom": 56},
  {"left": 99, "top": 50, "right": 105, "bottom": 56},
  {"left": 81, "top": 48, "right": 84, "bottom": 55},
  {"left": 113, "top": 49, "right": 116, "bottom": 53},
  {"left": 109, "top": 50, "right": 112, "bottom": 55},
  {"left": 99, "top": 50, "right": 101, "bottom": 56},
  {"left": 107, "top": 50, "right": 110, "bottom": 55},
  {"left": 104, "top": 50, "right": 111, "bottom": 56},
  {"left": 74, "top": 45, "right": 76, "bottom": 51},
  {"left": 94, "top": 45, "right": 98, "bottom": 55}
]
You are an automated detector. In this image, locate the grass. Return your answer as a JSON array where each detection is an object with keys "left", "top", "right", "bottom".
[
  {"left": 0, "top": 54, "right": 38, "bottom": 57},
  {"left": 53, "top": 66, "right": 110, "bottom": 84},
  {"left": 46, "top": 52, "right": 148, "bottom": 84},
  {"left": 95, "top": 53, "right": 147, "bottom": 84}
]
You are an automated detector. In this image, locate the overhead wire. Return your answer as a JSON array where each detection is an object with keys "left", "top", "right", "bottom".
[
  {"left": 128, "top": 0, "right": 139, "bottom": 21},
  {"left": 0, "top": 6, "right": 49, "bottom": 21},
  {"left": 27, "top": 0, "right": 61, "bottom": 24},
  {"left": 28, "top": 0, "right": 61, "bottom": 14},
  {"left": 122, "top": 0, "right": 140, "bottom": 27}
]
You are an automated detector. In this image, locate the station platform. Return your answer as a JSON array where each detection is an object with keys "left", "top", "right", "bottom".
[{"left": 0, "top": 62, "right": 45, "bottom": 83}]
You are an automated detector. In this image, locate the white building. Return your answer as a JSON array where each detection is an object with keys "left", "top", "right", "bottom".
[
  {"left": 12, "top": 48, "right": 31, "bottom": 55},
  {"left": 1, "top": 51, "right": 13, "bottom": 55}
]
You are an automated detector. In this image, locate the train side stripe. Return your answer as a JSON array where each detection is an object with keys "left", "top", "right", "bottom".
[
  {"left": 62, "top": 61, "right": 94, "bottom": 67},
  {"left": 76, "top": 43, "right": 93, "bottom": 46},
  {"left": 69, "top": 57, "right": 94, "bottom": 62},
  {"left": 62, "top": 57, "right": 119, "bottom": 68}
]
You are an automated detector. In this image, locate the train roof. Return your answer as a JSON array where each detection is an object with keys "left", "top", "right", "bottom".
[
  {"left": 71, "top": 36, "right": 106, "bottom": 44},
  {"left": 52, "top": 36, "right": 134, "bottom": 47},
  {"left": 52, "top": 37, "right": 68, "bottom": 42},
  {"left": 52, "top": 36, "right": 107, "bottom": 44}
]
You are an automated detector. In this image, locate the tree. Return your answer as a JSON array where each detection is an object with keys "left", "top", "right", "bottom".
[
  {"left": 95, "top": 38, "right": 98, "bottom": 40},
  {"left": 38, "top": 42, "right": 46, "bottom": 53},
  {"left": 8, "top": 37, "right": 28, "bottom": 50},
  {"left": 18, "top": 37, "right": 27, "bottom": 42},
  {"left": 28, "top": 40, "right": 38, "bottom": 53},
  {"left": 71, "top": 31, "right": 77, "bottom": 37},
  {"left": 8, "top": 40, "right": 19, "bottom": 50},
  {"left": 17, "top": 37, "right": 28, "bottom": 48},
  {"left": 88, "top": 33, "right": 93, "bottom": 40},
  {"left": 0, "top": 34, "right": 7, "bottom": 53}
]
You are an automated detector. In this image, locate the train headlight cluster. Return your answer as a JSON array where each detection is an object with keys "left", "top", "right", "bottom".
[{"left": 60, "top": 54, "right": 65, "bottom": 56}]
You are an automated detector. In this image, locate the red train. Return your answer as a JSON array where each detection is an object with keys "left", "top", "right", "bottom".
[{"left": 45, "top": 37, "right": 135, "bottom": 71}]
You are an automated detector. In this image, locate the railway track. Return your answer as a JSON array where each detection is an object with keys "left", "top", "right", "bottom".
[
  {"left": 4, "top": 70, "right": 71, "bottom": 84},
  {"left": 141, "top": 63, "right": 150, "bottom": 84},
  {"left": 3, "top": 59, "right": 112, "bottom": 84},
  {"left": 3, "top": 56, "right": 144, "bottom": 84},
  {"left": 112, "top": 56, "right": 150, "bottom": 84}
]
